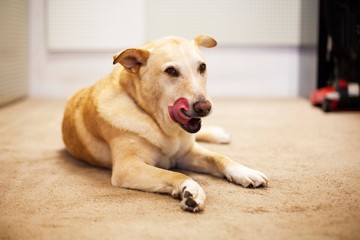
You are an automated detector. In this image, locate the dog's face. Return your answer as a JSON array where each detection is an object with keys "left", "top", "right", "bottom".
[{"left": 113, "top": 36, "right": 217, "bottom": 133}]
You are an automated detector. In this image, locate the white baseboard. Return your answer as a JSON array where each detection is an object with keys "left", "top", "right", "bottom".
[{"left": 30, "top": 46, "right": 316, "bottom": 98}]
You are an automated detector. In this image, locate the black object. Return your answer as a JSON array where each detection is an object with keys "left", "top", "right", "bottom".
[
  {"left": 317, "top": 0, "right": 360, "bottom": 87},
  {"left": 316, "top": 0, "right": 360, "bottom": 110}
]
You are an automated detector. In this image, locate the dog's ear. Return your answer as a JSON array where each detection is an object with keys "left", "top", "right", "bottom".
[
  {"left": 113, "top": 48, "right": 150, "bottom": 73},
  {"left": 193, "top": 35, "right": 217, "bottom": 48}
]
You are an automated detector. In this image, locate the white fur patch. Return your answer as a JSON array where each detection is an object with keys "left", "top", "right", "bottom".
[
  {"left": 179, "top": 44, "right": 203, "bottom": 95},
  {"left": 224, "top": 164, "right": 268, "bottom": 188},
  {"left": 196, "top": 126, "right": 231, "bottom": 144}
]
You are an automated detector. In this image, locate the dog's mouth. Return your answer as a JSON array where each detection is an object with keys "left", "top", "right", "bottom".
[
  {"left": 168, "top": 98, "right": 202, "bottom": 134},
  {"left": 179, "top": 117, "right": 202, "bottom": 134}
]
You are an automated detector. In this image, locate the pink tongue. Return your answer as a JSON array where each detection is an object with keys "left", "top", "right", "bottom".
[{"left": 168, "top": 98, "right": 191, "bottom": 125}]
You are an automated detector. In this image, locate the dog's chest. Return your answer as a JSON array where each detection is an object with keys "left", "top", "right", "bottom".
[{"left": 155, "top": 136, "right": 193, "bottom": 169}]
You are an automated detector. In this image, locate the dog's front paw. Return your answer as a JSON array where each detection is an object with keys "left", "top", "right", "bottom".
[
  {"left": 224, "top": 164, "right": 268, "bottom": 188},
  {"left": 176, "top": 179, "right": 206, "bottom": 212}
]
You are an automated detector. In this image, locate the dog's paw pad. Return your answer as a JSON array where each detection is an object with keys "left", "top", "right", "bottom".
[
  {"left": 183, "top": 190, "right": 193, "bottom": 198},
  {"left": 185, "top": 197, "right": 198, "bottom": 208},
  {"left": 247, "top": 183, "right": 254, "bottom": 188},
  {"left": 180, "top": 193, "right": 200, "bottom": 212},
  {"left": 179, "top": 180, "right": 206, "bottom": 212}
]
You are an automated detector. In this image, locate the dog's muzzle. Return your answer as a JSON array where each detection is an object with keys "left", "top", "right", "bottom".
[{"left": 168, "top": 98, "right": 211, "bottom": 133}]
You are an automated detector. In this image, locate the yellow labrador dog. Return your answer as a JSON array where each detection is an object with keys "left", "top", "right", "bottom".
[{"left": 62, "top": 35, "right": 268, "bottom": 212}]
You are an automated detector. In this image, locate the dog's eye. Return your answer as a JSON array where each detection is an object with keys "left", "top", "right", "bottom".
[
  {"left": 165, "top": 67, "right": 179, "bottom": 77},
  {"left": 199, "top": 63, "right": 206, "bottom": 74}
]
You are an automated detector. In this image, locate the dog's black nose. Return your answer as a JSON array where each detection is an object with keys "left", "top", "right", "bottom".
[{"left": 193, "top": 100, "right": 212, "bottom": 117}]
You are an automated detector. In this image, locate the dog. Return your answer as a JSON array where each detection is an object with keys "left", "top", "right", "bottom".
[{"left": 62, "top": 35, "right": 268, "bottom": 212}]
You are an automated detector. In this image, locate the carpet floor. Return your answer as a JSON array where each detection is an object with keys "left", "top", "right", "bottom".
[{"left": 0, "top": 98, "right": 359, "bottom": 240}]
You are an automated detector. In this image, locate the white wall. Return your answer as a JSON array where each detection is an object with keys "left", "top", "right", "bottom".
[
  {"left": 47, "top": 0, "right": 145, "bottom": 51},
  {"left": 205, "top": 47, "right": 301, "bottom": 97},
  {"left": 146, "top": 0, "right": 302, "bottom": 46},
  {"left": 30, "top": 0, "right": 113, "bottom": 98},
  {"left": 30, "top": 0, "right": 317, "bottom": 99},
  {"left": 0, "top": 0, "right": 29, "bottom": 105}
]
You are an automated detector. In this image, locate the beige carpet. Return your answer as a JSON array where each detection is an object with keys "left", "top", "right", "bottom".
[{"left": 0, "top": 98, "right": 359, "bottom": 240}]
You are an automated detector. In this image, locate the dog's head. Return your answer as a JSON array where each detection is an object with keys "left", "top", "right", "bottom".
[{"left": 113, "top": 35, "right": 217, "bottom": 134}]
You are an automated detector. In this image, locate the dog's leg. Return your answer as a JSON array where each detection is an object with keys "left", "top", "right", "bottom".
[
  {"left": 176, "top": 143, "right": 268, "bottom": 188},
  {"left": 195, "top": 126, "right": 231, "bottom": 144},
  {"left": 111, "top": 156, "right": 206, "bottom": 212}
]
